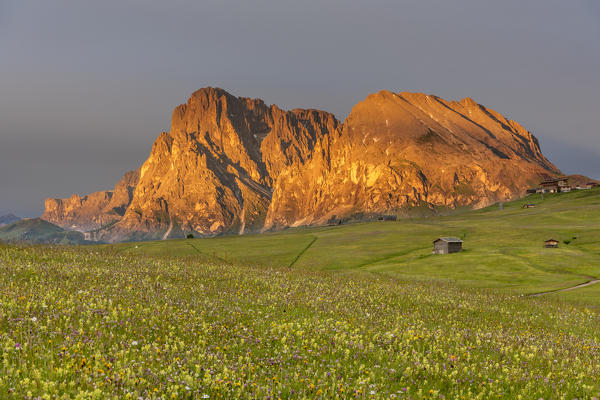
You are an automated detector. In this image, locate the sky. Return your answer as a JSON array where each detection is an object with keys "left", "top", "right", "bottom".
[{"left": 1, "top": 0, "right": 599, "bottom": 217}]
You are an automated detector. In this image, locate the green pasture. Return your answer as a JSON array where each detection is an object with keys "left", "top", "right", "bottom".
[{"left": 108, "top": 188, "right": 600, "bottom": 302}]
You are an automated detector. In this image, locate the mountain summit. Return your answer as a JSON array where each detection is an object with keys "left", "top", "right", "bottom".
[{"left": 41, "top": 88, "right": 560, "bottom": 242}]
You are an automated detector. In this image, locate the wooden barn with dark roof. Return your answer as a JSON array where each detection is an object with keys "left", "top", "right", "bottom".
[{"left": 433, "top": 237, "right": 463, "bottom": 254}]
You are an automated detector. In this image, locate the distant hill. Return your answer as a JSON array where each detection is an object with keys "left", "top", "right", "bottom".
[
  {"left": 566, "top": 174, "right": 599, "bottom": 187},
  {"left": 0, "top": 218, "right": 91, "bottom": 244},
  {"left": 0, "top": 213, "right": 21, "bottom": 227}
]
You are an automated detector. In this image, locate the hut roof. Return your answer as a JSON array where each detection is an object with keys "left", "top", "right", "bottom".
[
  {"left": 434, "top": 237, "right": 463, "bottom": 243},
  {"left": 540, "top": 176, "right": 568, "bottom": 183},
  {"left": 545, "top": 239, "right": 559, "bottom": 243}
]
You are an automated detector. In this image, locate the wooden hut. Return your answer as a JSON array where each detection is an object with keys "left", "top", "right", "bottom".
[
  {"left": 433, "top": 237, "right": 463, "bottom": 254},
  {"left": 545, "top": 239, "right": 559, "bottom": 248}
]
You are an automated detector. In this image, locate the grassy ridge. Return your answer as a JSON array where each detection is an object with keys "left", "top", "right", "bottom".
[
  {"left": 0, "top": 219, "right": 88, "bottom": 245},
  {"left": 111, "top": 188, "right": 600, "bottom": 303},
  {"left": 0, "top": 246, "right": 599, "bottom": 398}
]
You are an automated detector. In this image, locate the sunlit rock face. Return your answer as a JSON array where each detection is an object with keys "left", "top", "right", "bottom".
[
  {"left": 265, "top": 90, "right": 559, "bottom": 229},
  {"left": 41, "top": 169, "right": 140, "bottom": 232},
  {"left": 96, "top": 88, "right": 339, "bottom": 242},
  {"left": 44, "top": 88, "right": 560, "bottom": 241}
]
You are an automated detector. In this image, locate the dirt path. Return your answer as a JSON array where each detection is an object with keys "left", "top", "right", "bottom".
[
  {"left": 288, "top": 236, "right": 318, "bottom": 268},
  {"left": 186, "top": 241, "right": 228, "bottom": 264},
  {"left": 528, "top": 279, "right": 600, "bottom": 297},
  {"left": 162, "top": 215, "right": 173, "bottom": 240}
]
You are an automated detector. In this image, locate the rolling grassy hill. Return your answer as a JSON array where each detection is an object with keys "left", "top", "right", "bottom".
[
  {"left": 0, "top": 218, "right": 88, "bottom": 245},
  {"left": 107, "top": 187, "right": 600, "bottom": 304}
]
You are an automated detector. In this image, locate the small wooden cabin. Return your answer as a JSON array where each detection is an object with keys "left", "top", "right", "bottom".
[
  {"left": 523, "top": 204, "right": 536, "bottom": 208},
  {"left": 433, "top": 237, "right": 463, "bottom": 254},
  {"left": 545, "top": 239, "right": 559, "bottom": 248}
]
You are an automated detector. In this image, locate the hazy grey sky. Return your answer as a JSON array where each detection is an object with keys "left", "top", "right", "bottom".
[{"left": 1, "top": 0, "right": 599, "bottom": 217}]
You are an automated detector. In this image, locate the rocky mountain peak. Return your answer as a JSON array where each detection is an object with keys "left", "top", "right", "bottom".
[
  {"left": 41, "top": 168, "right": 140, "bottom": 232},
  {"left": 42, "top": 88, "right": 561, "bottom": 242}
]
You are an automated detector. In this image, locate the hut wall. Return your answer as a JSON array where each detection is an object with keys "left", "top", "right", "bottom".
[
  {"left": 447, "top": 242, "right": 462, "bottom": 253},
  {"left": 433, "top": 241, "right": 448, "bottom": 254}
]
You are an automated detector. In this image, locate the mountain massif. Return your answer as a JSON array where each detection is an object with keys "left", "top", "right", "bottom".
[{"left": 41, "top": 88, "right": 561, "bottom": 242}]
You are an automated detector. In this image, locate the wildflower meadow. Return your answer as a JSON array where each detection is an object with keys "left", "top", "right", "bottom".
[{"left": 0, "top": 244, "right": 599, "bottom": 399}]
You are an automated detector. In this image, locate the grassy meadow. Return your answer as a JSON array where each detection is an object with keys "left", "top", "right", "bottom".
[
  {"left": 114, "top": 188, "right": 600, "bottom": 302},
  {"left": 0, "top": 188, "right": 599, "bottom": 398}
]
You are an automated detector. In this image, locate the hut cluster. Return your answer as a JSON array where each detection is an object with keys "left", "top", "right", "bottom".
[
  {"left": 432, "top": 236, "right": 563, "bottom": 254},
  {"left": 527, "top": 177, "right": 598, "bottom": 194}
]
